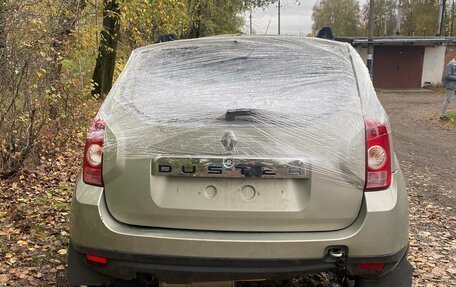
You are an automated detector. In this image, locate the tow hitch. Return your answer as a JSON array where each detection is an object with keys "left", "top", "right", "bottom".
[{"left": 325, "top": 247, "right": 349, "bottom": 284}]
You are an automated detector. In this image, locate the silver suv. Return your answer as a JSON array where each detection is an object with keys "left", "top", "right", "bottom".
[{"left": 68, "top": 36, "right": 412, "bottom": 286}]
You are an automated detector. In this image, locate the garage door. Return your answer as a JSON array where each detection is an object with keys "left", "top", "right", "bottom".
[{"left": 373, "top": 46, "right": 424, "bottom": 89}]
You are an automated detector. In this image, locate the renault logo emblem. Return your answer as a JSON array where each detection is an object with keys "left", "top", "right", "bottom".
[{"left": 221, "top": 131, "right": 237, "bottom": 152}]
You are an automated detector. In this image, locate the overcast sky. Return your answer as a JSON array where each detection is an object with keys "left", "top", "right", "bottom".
[
  {"left": 242, "top": 0, "right": 368, "bottom": 36},
  {"left": 242, "top": 0, "right": 314, "bottom": 35}
]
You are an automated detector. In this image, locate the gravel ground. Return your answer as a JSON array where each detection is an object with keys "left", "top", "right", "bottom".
[{"left": 377, "top": 90, "right": 456, "bottom": 286}]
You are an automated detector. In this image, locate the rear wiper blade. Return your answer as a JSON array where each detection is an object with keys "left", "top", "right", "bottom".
[{"left": 224, "top": 108, "right": 260, "bottom": 121}]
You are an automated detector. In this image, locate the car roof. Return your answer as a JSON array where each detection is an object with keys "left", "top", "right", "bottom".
[{"left": 133, "top": 34, "right": 351, "bottom": 55}]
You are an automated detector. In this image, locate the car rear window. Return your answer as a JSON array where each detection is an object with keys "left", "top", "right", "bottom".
[{"left": 109, "top": 36, "right": 360, "bottom": 124}]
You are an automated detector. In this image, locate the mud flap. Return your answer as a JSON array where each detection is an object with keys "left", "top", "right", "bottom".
[
  {"left": 67, "top": 243, "right": 112, "bottom": 286},
  {"left": 355, "top": 255, "right": 413, "bottom": 287}
]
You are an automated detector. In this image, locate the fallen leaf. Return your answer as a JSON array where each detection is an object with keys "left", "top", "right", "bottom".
[{"left": 0, "top": 274, "right": 8, "bottom": 284}]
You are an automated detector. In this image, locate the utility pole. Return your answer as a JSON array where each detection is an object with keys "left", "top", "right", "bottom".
[
  {"left": 278, "top": 0, "right": 282, "bottom": 35},
  {"left": 367, "top": 0, "right": 374, "bottom": 79},
  {"left": 249, "top": 9, "right": 253, "bottom": 34},
  {"left": 438, "top": 0, "right": 447, "bottom": 36},
  {"left": 265, "top": 20, "right": 271, "bottom": 34},
  {"left": 95, "top": 0, "right": 99, "bottom": 48},
  {"left": 396, "top": 0, "right": 402, "bottom": 35},
  {"left": 384, "top": 12, "right": 388, "bottom": 36},
  {"left": 451, "top": 0, "right": 455, "bottom": 36}
]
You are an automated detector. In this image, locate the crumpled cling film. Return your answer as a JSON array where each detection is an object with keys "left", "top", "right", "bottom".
[{"left": 97, "top": 35, "right": 389, "bottom": 188}]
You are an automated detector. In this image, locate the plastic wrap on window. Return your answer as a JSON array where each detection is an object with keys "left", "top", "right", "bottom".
[{"left": 97, "top": 36, "right": 389, "bottom": 188}]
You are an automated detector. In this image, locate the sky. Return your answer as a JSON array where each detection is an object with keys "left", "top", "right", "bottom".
[
  {"left": 242, "top": 0, "right": 368, "bottom": 36},
  {"left": 242, "top": 0, "right": 316, "bottom": 35}
]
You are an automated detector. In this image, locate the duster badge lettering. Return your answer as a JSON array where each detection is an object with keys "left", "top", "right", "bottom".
[{"left": 152, "top": 157, "right": 309, "bottom": 179}]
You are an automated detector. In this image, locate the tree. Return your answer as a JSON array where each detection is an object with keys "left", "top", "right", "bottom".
[
  {"left": 94, "top": 0, "right": 278, "bottom": 97},
  {"left": 401, "top": 0, "right": 440, "bottom": 36},
  {"left": 94, "top": 0, "right": 280, "bottom": 98},
  {"left": 51, "top": 0, "right": 86, "bottom": 79},
  {"left": 0, "top": 0, "right": 5, "bottom": 74},
  {"left": 311, "top": 0, "right": 361, "bottom": 37},
  {"left": 92, "top": 0, "right": 120, "bottom": 98},
  {"left": 242, "top": 0, "right": 291, "bottom": 10},
  {"left": 0, "top": 0, "right": 4, "bottom": 52},
  {"left": 185, "top": 0, "right": 286, "bottom": 38},
  {"left": 360, "top": 0, "right": 397, "bottom": 36},
  {"left": 243, "top": 0, "right": 300, "bottom": 9},
  {"left": 0, "top": 0, "right": 93, "bottom": 175},
  {"left": 186, "top": 0, "right": 244, "bottom": 38},
  {"left": 119, "top": 0, "right": 188, "bottom": 49}
]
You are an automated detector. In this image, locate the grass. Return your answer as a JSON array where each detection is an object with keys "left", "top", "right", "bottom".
[
  {"left": 434, "top": 109, "right": 456, "bottom": 130},
  {"left": 446, "top": 110, "right": 456, "bottom": 126}
]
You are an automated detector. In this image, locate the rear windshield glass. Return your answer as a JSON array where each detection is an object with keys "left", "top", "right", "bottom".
[{"left": 112, "top": 36, "right": 359, "bottom": 124}]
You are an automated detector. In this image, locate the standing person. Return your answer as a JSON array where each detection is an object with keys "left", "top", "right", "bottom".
[{"left": 441, "top": 58, "right": 456, "bottom": 120}]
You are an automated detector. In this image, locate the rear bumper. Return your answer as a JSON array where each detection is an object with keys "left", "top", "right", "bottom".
[
  {"left": 68, "top": 242, "right": 409, "bottom": 284},
  {"left": 69, "top": 170, "right": 409, "bottom": 283}
]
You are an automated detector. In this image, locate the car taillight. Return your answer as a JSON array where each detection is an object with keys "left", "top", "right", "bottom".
[
  {"left": 86, "top": 254, "right": 107, "bottom": 265},
  {"left": 365, "top": 120, "right": 391, "bottom": 191},
  {"left": 357, "top": 262, "right": 385, "bottom": 271},
  {"left": 82, "top": 119, "right": 105, "bottom": 187}
]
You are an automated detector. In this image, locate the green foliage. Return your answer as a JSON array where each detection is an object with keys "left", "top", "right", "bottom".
[
  {"left": 445, "top": 110, "right": 456, "bottom": 126},
  {"left": 120, "top": 0, "right": 188, "bottom": 48},
  {"left": 243, "top": 0, "right": 277, "bottom": 9},
  {"left": 185, "top": 0, "right": 244, "bottom": 38},
  {"left": 183, "top": 0, "right": 295, "bottom": 38},
  {"left": 391, "top": 0, "right": 453, "bottom": 36},
  {"left": 311, "top": 0, "right": 361, "bottom": 37},
  {"left": 0, "top": 0, "right": 94, "bottom": 174},
  {"left": 401, "top": 0, "right": 440, "bottom": 36},
  {"left": 360, "top": 0, "right": 398, "bottom": 36},
  {"left": 312, "top": 0, "right": 453, "bottom": 37}
]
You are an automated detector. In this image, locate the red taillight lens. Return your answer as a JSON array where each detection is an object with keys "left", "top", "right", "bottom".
[
  {"left": 357, "top": 262, "right": 385, "bottom": 271},
  {"left": 82, "top": 119, "right": 105, "bottom": 187},
  {"left": 365, "top": 120, "right": 391, "bottom": 191},
  {"left": 86, "top": 254, "right": 107, "bottom": 265}
]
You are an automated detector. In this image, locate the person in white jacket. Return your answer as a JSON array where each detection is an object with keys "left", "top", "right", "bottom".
[{"left": 441, "top": 58, "right": 456, "bottom": 120}]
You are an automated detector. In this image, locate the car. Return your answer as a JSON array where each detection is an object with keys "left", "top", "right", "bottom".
[{"left": 67, "top": 35, "right": 412, "bottom": 287}]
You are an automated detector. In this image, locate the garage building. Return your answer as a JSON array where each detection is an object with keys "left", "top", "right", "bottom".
[{"left": 338, "top": 37, "right": 456, "bottom": 89}]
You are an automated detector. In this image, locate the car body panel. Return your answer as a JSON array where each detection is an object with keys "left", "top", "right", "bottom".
[
  {"left": 69, "top": 35, "right": 410, "bottom": 284},
  {"left": 100, "top": 36, "right": 367, "bottom": 232},
  {"left": 70, "top": 163, "right": 408, "bottom": 259}
]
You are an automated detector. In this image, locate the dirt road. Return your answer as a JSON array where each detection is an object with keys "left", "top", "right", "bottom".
[
  {"left": 378, "top": 90, "right": 455, "bottom": 207},
  {"left": 378, "top": 90, "right": 456, "bottom": 286}
]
